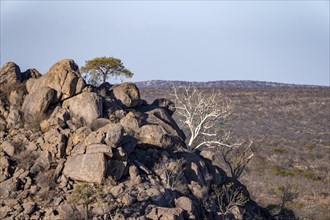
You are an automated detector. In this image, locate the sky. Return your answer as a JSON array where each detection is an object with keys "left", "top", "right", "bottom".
[{"left": 1, "top": 1, "right": 329, "bottom": 86}]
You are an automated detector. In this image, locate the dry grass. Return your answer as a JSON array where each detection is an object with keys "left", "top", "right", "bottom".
[{"left": 140, "top": 87, "right": 330, "bottom": 219}]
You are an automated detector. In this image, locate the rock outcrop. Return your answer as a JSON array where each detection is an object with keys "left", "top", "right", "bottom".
[
  {"left": 26, "top": 59, "right": 85, "bottom": 102},
  {"left": 0, "top": 59, "right": 271, "bottom": 219},
  {"left": 0, "top": 62, "right": 22, "bottom": 86}
]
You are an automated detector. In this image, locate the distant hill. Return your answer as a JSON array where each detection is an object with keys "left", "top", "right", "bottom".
[{"left": 135, "top": 80, "right": 326, "bottom": 89}]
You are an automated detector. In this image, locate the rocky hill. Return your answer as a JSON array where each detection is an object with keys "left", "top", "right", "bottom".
[
  {"left": 0, "top": 59, "right": 272, "bottom": 219},
  {"left": 135, "top": 80, "right": 325, "bottom": 89}
]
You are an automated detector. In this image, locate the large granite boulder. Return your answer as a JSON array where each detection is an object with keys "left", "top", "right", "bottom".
[
  {"left": 62, "top": 92, "right": 102, "bottom": 125},
  {"left": 26, "top": 59, "right": 85, "bottom": 102},
  {"left": 0, "top": 62, "right": 22, "bottom": 88},
  {"left": 139, "top": 124, "right": 173, "bottom": 148},
  {"left": 63, "top": 153, "right": 106, "bottom": 184},
  {"left": 22, "top": 86, "right": 55, "bottom": 119},
  {"left": 112, "top": 83, "right": 140, "bottom": 108},
  {"left": 144, "top": 108, "right": 186, "bottom": 141}
]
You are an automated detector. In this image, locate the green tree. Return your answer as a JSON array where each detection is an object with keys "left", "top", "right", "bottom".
[{"left": 80, "top": 56, "right": 133, "bottom": 85}]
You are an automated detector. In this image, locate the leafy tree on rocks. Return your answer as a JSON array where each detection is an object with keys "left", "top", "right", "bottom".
[{"left": 80, "top": 56, "right": 133, "bottom": 86}]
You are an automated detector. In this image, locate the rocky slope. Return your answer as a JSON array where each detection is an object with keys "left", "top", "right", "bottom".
[{"left": 0, "top": 59, "right": 271, "bottom": 219}]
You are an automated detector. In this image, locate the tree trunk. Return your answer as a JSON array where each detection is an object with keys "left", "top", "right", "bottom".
[{"left": 102, "top": 74, "right": 107, "bottom": 84}]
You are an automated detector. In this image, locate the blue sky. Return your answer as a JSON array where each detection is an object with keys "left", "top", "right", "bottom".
[{"left": 1, "top": 1, "right": 329, "bottom": 86}]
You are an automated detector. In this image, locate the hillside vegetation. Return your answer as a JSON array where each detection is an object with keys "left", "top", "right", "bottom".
[{"left": 141, "top": 86, "right": 330, "bottom": 219}]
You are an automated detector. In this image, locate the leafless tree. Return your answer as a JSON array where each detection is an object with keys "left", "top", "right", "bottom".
[
  {"left": 170, "top": 86, "right": 243, "bottom": 152},
  {"left": 221, "top": 140, "right": 254, "bottom": 179}
]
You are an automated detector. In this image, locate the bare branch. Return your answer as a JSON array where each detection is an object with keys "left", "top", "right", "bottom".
[{"left": 170, "top": 86, "right": 234, "bottom": 151}]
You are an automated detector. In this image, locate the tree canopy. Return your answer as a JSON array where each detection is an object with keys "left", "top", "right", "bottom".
[{"left": 80, "top": 56, "right": 133, "bottom": 86}]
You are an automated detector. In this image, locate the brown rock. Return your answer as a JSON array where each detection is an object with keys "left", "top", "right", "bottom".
[
  {"left": 139, "top": 124, "right": 173, "bottom": 148},
  {"left": 22, "top": 202, "right": 35, "bottom": 215},
  {"left": 106, "top": 159, "right": 127, "bottom": 181},
  {"left": 85, "top": 144, "right": 113, "bottom": 157},
  {"left": 91, "top": 118, "right": 111, "bottom": 131},
  {"left": 129, "top": 165, "right": 139, "bottom": 179},
  {"left": 145, "top": 108, "right": 186, "bottom": 141},
  {"left": 21, "top": 68, "right": 41, "bottom": 81},
  {"left": 109, "top": 184, "right": 125, "bottom": 198},
  {"left": 9, "top": 89, "right": 25, "bottom": 107},
  {"left": 27, "top": 59, "right": 85, "bottom": 102},
  {"left": 0, "top": 62, "right": 22, "bottom": 88},
  {"left": 63, "top": 153, "right": 106, "bottom": 184},
  {"left": 175, "top": 196, "right": 196, "bottom": 217},
  {"left": 152, "top": 98, "right": 176, "bottom": 116},
  {"left": 42, "top": 129, "right": 67, "bottom": 158},
  {"left": 40, "top": 106, "right": 70, "bottom": 132},
  {"left": 120, "top": 111, "right": 143, "bottom": 137},
  {"left": 22, "top": 86, "right": 55, "bottom": 119},
  {"left": 146, "top": 205, "right": 184, "bottom": 220},
  {"left": 112, "top": 83, "right": 140, "bottom": 108},
  {"left": 62, "top": 92, "right": 102, "bottom": 125},
  {"left": 0, "top": 206, "right": 11, "bottom": 219},
  {"left": 1, "top": 141, "right": 15, "bottom": 157}
]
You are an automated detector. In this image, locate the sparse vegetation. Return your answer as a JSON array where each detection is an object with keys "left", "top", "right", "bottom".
[
  {"left": 208, "top": 182, "right": 249, "bottom": 215},
  {"left": 154, "top": 156, "right": 186, "bottom": 190},
  {"left": 141, "top": 86, "right": 330, "bottom": 219},
  {"left": 68, "top": 183, "right": 99, "bottom": 220}
]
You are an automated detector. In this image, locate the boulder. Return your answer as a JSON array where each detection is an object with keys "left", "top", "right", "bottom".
[
  {"left": 139, "top": 124, "right": 173, "bottom": 148},
  {"left": 144, "top": 108, "right": 186, "bottom": 141},
  {"left": 96, "top": 82, "right": 113, "bottom": 98},
  {"left": 0, "top": 62, "right": 22, "bottom": 87},
  {"left": 22, "top": 86, "right": 55, "bottom": 119},
  {"left": 146, "top": 205, "right": 184, "bottom": 220},
  {"left": 199, "top": 149, "right": 227, "bottom": 186},
  {"left": 66, "top": 127, "right": 92, "bottom": 155},
  {"left": 146, "top": 188, "right": 167, "bottom": 206},
  {"left": 106, "top": 159, "right": 127, "bottom": 181},
  {"left": 112, "top": 83, "right": 140, "bottom": 108},
  {"left": 83, "top": 122, "right": 123, "bottom": 147},
  {"left": 26, "top": 59, "right": 85, "bottom": 102},
  {"left": 0, "top": 116, "right": 6, "bottom": 132},
  {"left": 9, "top": 89, "right": 25, "bottom": 107},
  {"left": 175, "top": 196, "right": 198, "bottom": 218},
  {"left": 62, "top": 92, "right": 102, "bottom": 125},
  {"left": 22, "top": 202, "right": 36, "bottom": 215},
  {"left": 91, "top": 118, "right": 111, "bottom": 131},
  {"left": 152, "top": 98, "right": 176, "bottom": 116},
  {"left": 40, "top": 106, "right": 70, "bottom": 132},
  {"left": 21, "top": 68, "right": 41, "bottom": 81},
  {"left": 178, "top": 152, "right": 211, "bottom": 200},
  {"left": 63, "top": 153, "right": 106, "bottom": 184},
  {"left": 6, "top": 106, "right": 22, "bottom": 129},
  {"left": 85, "top": 144, "right": 113, "bottom": 157},
  {"left": 42, "top": 129, "right": 67, "bottom": 158},
  {"left": 109, "top": 184, "right": 125, "bottom": 198},
  {"left": 1, "top": 141, "right": 15, "bottom": 157},
  {"left": 120, "top": 111, "right": 143, "bottom": 137}
]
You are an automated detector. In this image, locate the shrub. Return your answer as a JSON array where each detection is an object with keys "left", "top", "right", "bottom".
[
  {"left": 208, "top": 182, "right": 249, "bottom": 214},
  {"left": 272, "top": 146, "right": 286, "bottom": 154},
  {"left": 270, "top": 167, "right": 295, "bottom": 177},
  {"left": 68, "top": 183, "right": 99, "bottom": 220},
  {"left": 302, "top": 171, "right": 320, "bottom": 181},
  {"left": 272, "top": 183, "right": 298, "bottom": 208},
  {"left": 153, "top": 156, "right": 186, "bottom": 191}
]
